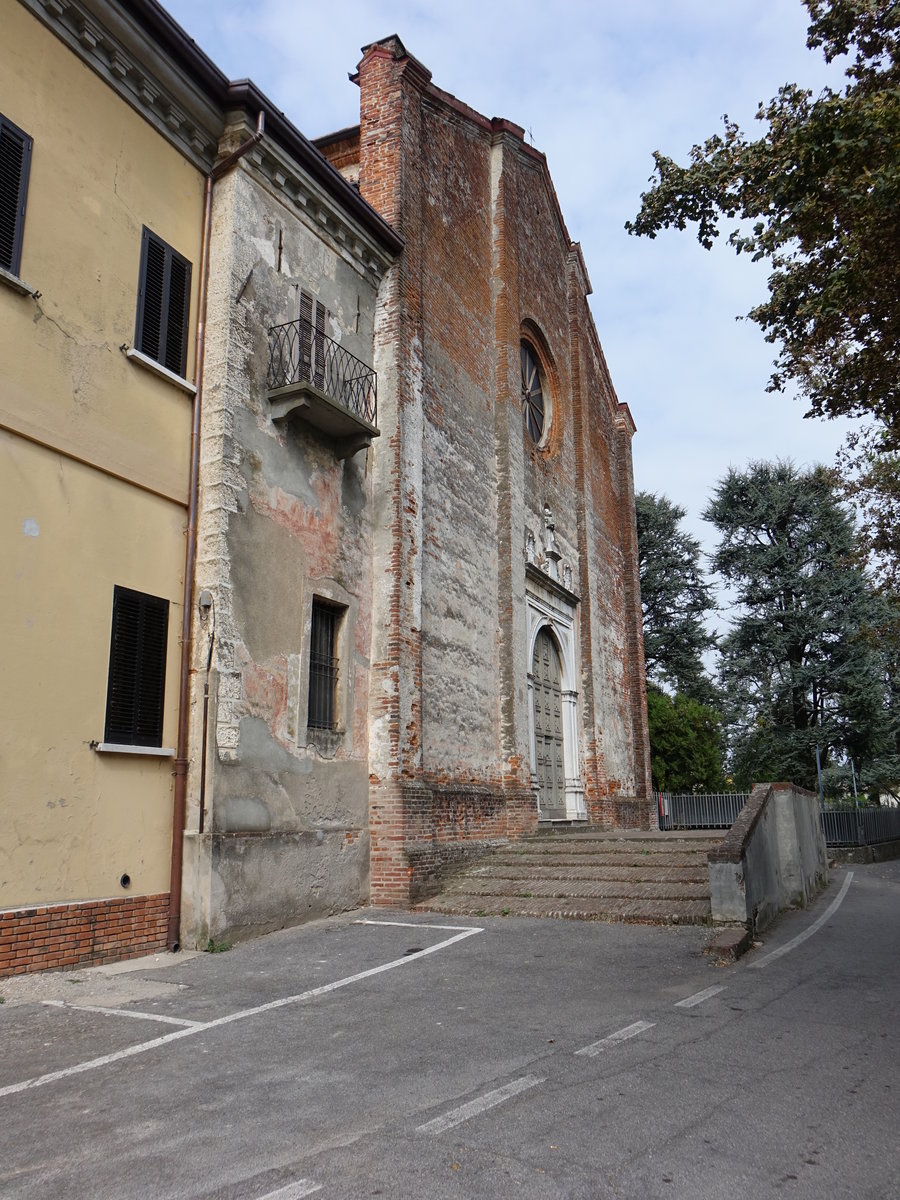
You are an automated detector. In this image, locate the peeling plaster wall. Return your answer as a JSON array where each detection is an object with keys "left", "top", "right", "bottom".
[{"left": 184, "top": 134, "right": 389, "bottom": 944}]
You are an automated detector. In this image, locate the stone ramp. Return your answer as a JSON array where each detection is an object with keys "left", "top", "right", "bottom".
[{"left": 416, "top": 830, "right": 722, "bottom": 925}]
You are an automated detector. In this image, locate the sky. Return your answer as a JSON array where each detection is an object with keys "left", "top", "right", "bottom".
[{"left": 164, "top": 0, "right": 854, "bottom": 576}]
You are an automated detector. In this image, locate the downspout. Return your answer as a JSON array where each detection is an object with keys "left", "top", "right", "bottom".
[{"left": 167, "top": 111, "right": 265, "bottom": 951}]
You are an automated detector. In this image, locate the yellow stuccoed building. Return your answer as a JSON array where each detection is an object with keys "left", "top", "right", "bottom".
[{"left": 1, "top": 0, "right": 207, "bottom": 970}]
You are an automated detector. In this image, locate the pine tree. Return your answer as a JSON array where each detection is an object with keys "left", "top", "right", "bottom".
[
  {"left": 704, "top": 460, "right": 897, "bottom": 791},
  {"left": 635, "top": 491, "right": 717, "bottom": 703}
]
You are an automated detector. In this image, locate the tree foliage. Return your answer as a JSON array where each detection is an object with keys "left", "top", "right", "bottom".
[
  {"left": 646, "top": 685, "right": 726, "bottom": 793},
  {"left": 704, "top": 460, "right": 898, "bottom": 791},
  {"left": 627, "top": 0, "right": 900, "bottom": 436},
  {"left": 635, "top": 491, "right": 717, "bottom": 703},
  {"left": 837, "top": 420, "right": 900, "bottom": 589}
]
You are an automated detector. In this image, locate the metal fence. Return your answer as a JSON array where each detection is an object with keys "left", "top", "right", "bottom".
[
  {"left": 658, "top": 791, "right": 900, "bottom": 847},
  {"left": 821, "top": 806, "right": 900, "bottom": 846},
  {"left": 267, "top": 318, "right": 377, "bottom": 427},
  {"left": 657, "top": 792, "right": 749, "bottom": 831}
]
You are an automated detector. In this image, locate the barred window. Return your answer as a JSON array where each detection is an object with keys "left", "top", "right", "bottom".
[{"left": 307, "top": 599, "right": 342, "bottom": 730}]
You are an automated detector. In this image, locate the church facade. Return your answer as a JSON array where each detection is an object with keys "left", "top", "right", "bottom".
[{"left": 316, "top": 37, "right": 652, "bottom": 907}]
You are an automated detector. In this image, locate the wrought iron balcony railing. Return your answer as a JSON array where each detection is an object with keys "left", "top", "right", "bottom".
[{"left": 267, "top": 317, "right": 377, "bottom": 429}]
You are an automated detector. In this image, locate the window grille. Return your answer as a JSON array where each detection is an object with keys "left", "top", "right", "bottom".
[
  {"left": 0, "top": 113, "right": 32, "bottom": 276},
  {"left": 520, "top": 341, "right": 546, "bottom": 443},
  {"left": 135, "top": 227, "right": 192, "bottom": 377},
  {"left": 104, "top": 586, "right": 169, "bottom": 746},
  {"left": 308, "top": 599, "right": 341, "bottom": 730}
]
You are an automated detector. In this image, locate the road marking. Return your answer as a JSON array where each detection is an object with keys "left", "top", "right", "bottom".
[
  {"left": 42, "top": 1000, "right": 202, "bottom": 1028},
  {"left": 750, "top": 871, "right": 854, "bottom": 970},
  {"left": 256, "top": 1181, "right": 322, "bottom": 1199},
  {"left": 417, "top": 1075, "right": 544, "bottom": 1135},
  {"left": 674, "top": 985, "right": 725, "bottom": 1009},
  {"left": 0, "top": 925, "right": 483, "bottom": 1099},
  {"left": 355, "top": 919, "right": 478, "bottom": 932},
  {"left": 575, "top": 1019, "right": 655, "bottom": 1057}
]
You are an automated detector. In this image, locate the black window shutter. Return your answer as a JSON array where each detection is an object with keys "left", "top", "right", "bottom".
[
  {"left": 104, "top": 587, "right": 169, "bottom": 746},
  {"left": 164, "top": 252, "right": 190, "bottom": 375},
  {"left": 135, "top": 227, "right": 192, "bottom": 377},
  {"left": 0, "top": 114, "right": 33, "bottom": 276}
]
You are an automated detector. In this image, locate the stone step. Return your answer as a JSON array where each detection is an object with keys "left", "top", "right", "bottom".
[
  {"left": 417, "top": 892, "right": 711, "bottom": 926},
  {"left": 468, "top": 863, "right": 709, "bottom": 884},
  {"left": 530, "top": 831, "right": 721, "bottom": 845},
  {"left": 488, "top": 851, "right": 713, "bottom": 870},
  {"left": 440, "top": 877, "right": 711, "bottom": 901},
  {"left": 512, "top": 838, "right": 722, "bottom": 856}
]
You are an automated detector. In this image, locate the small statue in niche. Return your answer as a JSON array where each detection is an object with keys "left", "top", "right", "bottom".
[
  {"left": 563, "top": 563, "right": 573, "bottom": 590},
  {"left": 542, "top": 504, "right": 562, "bottom": 581},
  {"left": 525, "top": 528, "right": 537, "bottom": 565}
]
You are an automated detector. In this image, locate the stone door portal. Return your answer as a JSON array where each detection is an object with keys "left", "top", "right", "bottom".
[{"left": 532, "top": 627, "right": 566, "bottom": 819}]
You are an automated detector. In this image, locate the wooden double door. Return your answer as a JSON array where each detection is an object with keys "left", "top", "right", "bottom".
[{"left": 532, "top": 628, "right": 566, "bottom": 819}]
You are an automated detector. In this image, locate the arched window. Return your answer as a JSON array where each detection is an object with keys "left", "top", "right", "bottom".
[{"left": 520, "top": 341, "right": 547, "bottom": 444}]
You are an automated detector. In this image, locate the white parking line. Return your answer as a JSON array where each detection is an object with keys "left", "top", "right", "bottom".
[
  {"left": 574, "top": 1019, "right": 655, "bottom": 1057},
  {"left": 256, "top": 1180, "right": 322, "bottom": 1199},
  {"left": 674, "top": 985, "right": 725, "bottom": 1009},
  {"left": 417, "top": 1075, "right": 545, "bottom": 1135},
  {"left": 0, "top": 924, "right": 483, "bottom": 1099},
  {"left": 750, "top": 871, "right": 854, "bottom": 969},
  {"left": 42, "top": 1000, "right": 202, "bottom": 1028},
  {"left": 354, "top": 920, "right": 478, "bottom": 932}
]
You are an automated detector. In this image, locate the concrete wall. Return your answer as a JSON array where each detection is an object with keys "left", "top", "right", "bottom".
[
  {"left": 181, "top": 119, "right": 394, "bottom": 945},
  {"left": 709, "top": 783, "right": 829, "bottom": 932},
  {"left": 1, "top": 1, "right": 204, "bottom": 957}
]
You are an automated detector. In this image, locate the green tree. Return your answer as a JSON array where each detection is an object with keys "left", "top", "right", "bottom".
[
  {"left": 837, "top": 421, "right": 900, "bottom": 589},
  {"left": 704, "top": 460, "right": 897, "bottom": 791},
  {"left": 626, "top": 0, "right": 900, "bottom": 436},
  {"left": 646, "top": 685, "right": 726, "bottom": 793},
  {"left": 635, "top": 491, "right": 717, "bottom": 703}
]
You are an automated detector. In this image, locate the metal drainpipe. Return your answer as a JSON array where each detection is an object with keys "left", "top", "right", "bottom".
[{"left": 167, "top": 111, "right": 266, "bottom": 951}]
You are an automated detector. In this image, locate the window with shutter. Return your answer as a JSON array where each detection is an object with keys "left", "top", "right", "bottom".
[
  {"left": 0, "top": 113, "right": 33, "bottom": 277},
  {"left": 134, "top": 227, "right": 192, "bottom": 377},
  {"left": 104, "top": 586, "right": 170, "bottom": 747},
  {"left": 299, "top": 288, "right": 328, "bottom": 391}
]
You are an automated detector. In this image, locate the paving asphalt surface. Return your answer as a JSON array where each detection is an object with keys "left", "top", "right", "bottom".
[{"left": 1, "top": 859, "right": 898, "bottom": 1200}]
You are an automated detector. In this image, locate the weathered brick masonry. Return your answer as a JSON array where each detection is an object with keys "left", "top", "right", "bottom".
[
  {"left": 319, "top": 37, "right": 653, "bottom": 905},
  {"left": 0, "top": 894, "right": 168, "bottom": 977}
]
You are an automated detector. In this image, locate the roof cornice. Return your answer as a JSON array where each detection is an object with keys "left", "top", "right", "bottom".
[{"left": 19, "top": 0, "right": 402, "bottom": 256}]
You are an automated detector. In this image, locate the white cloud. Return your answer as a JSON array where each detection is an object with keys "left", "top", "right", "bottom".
[{"left": 167, "top": 0, "right": 857, "bottom": 545}]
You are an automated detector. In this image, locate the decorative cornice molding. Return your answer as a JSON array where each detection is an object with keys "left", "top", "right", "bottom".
[
  {"left": 234, "top": 121, "right": 395, "bottom": 284},
  {"left": 526, "top": 561, "right": 580, "bottom": 607},
  {"left": 21, "top": 0, "right": 223, "bottom": 171}
]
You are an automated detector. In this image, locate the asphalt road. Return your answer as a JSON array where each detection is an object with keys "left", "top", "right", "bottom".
[{"left": 1, "top": 860, "right": 898, "bottom": 1200}]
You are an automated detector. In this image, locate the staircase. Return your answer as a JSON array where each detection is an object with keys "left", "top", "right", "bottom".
[{"left": 416, "top": 829, "right": 723, "bottom": 925}]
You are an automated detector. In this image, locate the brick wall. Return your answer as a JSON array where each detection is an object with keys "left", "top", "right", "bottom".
[
  {"left": 349, "top": 37, "right": 654, "bottom": 904},
  {"left": 0, "top": 894, "right": 168, "bottom": 977}
]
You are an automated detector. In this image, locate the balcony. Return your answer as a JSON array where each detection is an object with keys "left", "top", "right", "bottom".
[{"left": 267, "top": 318, "right": 379, "bottom": 458}]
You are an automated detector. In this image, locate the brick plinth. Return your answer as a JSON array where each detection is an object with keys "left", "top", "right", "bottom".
[
  {"left": 370, "top": 783, "right": 538, "bottom": 905},
  {"left": 0, "top": 894, "right": 169, "bottom": 977}
]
